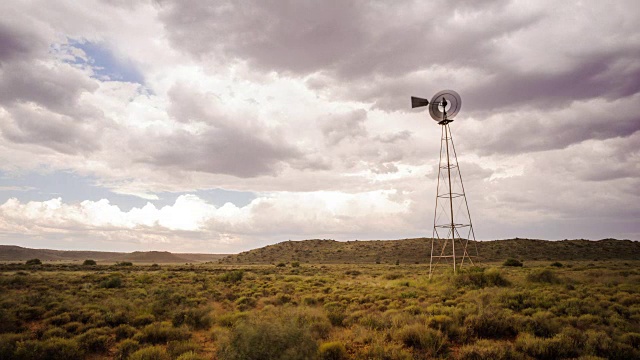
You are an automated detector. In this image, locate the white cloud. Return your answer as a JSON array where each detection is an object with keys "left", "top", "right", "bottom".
[{"left": 0, "top": 0, "right": 638, "bottom": 252}]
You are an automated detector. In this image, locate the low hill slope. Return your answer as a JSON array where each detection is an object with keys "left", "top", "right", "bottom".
[
  {"left": 219, "top": 238, "right": 640, "bottom": 264},
  {"left": 113, "top": 251, "right": 191, "bottom": 263},
  {"left": 0, "top": 245, "right": 226, "bottom": 263},
  {"left": 0, "top": 245, "right": 124, "bottom": 261}
]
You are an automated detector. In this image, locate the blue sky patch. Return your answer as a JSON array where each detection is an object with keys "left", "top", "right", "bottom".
[
  {"left": 0, "top": 171, "right": 257, "bottom": 211},
  {"left": 70, "top": 40, "right": 145, "bottom": 84}
]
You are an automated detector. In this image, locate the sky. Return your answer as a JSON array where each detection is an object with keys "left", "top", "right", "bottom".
[{"left": 0, "top": 0, "right": 639, "bottom": 253}]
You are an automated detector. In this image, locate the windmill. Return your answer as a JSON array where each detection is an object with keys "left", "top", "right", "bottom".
[{"left": 411, "top": 90, "right": 479, "bottom": 277}]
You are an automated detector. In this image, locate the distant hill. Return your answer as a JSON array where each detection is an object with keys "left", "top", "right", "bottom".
[
  {"left": 113, "top": 251, "right": 191, "bottom": 263},
  {"left": 0, "top": 245, "right": 124, "bottom": 262},
  {"left": 0, "top": 245, "right": 227, "bottom": 263},
  {"left": 219, "top": 238, "right": 640, "bottom": 264}
]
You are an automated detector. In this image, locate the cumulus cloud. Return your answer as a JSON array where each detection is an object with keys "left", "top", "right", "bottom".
[
  {"left": 0, "top": 0, "right": 638, "bottom": 252},
  {"left": 0, "top": 191, "right": 416, "bottom": 251}
]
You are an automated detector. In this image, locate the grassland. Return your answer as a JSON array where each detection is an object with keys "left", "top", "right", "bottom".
[{"left": 1, "top": 257, "right": 639, "bottom": 359}]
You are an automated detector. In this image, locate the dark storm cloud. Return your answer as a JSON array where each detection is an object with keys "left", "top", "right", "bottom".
[
  {"left": 136, "top": 127, "right": 300, "bottom": 178},
  {"left": 461, "top": 95, "right": 640, "bottom": 155},
  {"left": 157, "top": 0, "right": 528, "bottom": 80},
  {"left": 157, "top": 0, "right": 640, "bottom": 155},
  {"left": 0, "top": 21, "right": 46, "bottom": 63}
]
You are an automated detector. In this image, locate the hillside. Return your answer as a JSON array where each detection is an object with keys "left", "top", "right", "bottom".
[
  {"left": 0, "top": 245, "right": 226, "bottom": 263},
  {"left": 219, "top": 238, "right": 640, "bottom": 264},
  {"left": 0, "top": 245, "right": 124, "bottom": 262}
]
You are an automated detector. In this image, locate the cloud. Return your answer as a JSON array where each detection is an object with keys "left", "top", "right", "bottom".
[
  {"left": 319, "top": 109, "right": 368, "bottom": 145},
  {"left": 0, "top": 190, "right": 417, "bottom": 251}
]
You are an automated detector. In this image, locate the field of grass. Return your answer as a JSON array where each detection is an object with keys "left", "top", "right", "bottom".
[{"left": 1, "top": 259, "right": 639, "bottom": 359}]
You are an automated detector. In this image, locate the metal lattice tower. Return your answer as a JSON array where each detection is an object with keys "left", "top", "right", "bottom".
[{"left": 411, "top": 90, "right": 479, "bottom": 277}]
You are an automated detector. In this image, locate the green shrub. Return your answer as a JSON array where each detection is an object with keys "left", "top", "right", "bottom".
[
  {"left": 550, "top": 261, "right": 563, "bottom": 267},
  {"left": 176, "top": 351, "right": 206, "bottom": 360},
  {"left": 276, "top": 262, "right": 286, "bottom": 267},
  {"left": 503, "top": 258, "right": 523, "bottom": 267},
  {"left": 171, "top": 307, "right": 212, "bottom": 330},
  {"left": 457, "top": 339, "right": 523, "bottom": 360},
  {"left": 0, "top": 308, "right": 23, "bottom": 333},
  {"left": 0, "top": 333, "right": 24, "bottom": 359},
  {"left": 520, "top": 311, "right": 560, "bottom": 338},
  {"left": 82, "top": 260, "right": 97, "bottom": 266},
  {"left": 128, "top": 345, "right": 170, "bottom": 360},
  {"left": 526, "top": 269, "right": 560, "bottom": 284},
  {"left": 100, "top": 275, "right": 123, "bottom": 288},
  {"left": 135, "top": 322, "right": 190, "bottom": 344},
  {"left": 132, "top": 314, "right": 155, "bottom": 327},
  {"left": 234, "top": 297, "right": 256, "bottom": 311},
  {"left": 217, "top": 312, "right": 318, "bottom": 360},
  {"left": 15, "top": 337, "right": 84, "bottom": 360},
  {"left": 167, "top": 340, "right": 200, "bottom": 358},
  {"left": 464, "top": 311, "right": 518, "bottom": 339},
  {"left": 115, "top": 339, "right": 140, "bottom": 360},
  {"left": 291, "top": 261, "right": 300, "bottom": 268},
  {"left": 115, "top": 324, "right": 137, "bottom": 341},
  {"left": 455, "top": 268, "right": 510, "bottom": 288},
  {"left": 25, "top": 258, "right": 42, "bottom": 266},
  {"left": 76, "top": 327, "right": 111, "bottom": 353},
  {"left": 116, "top": 262, "right": 133, "bottom": 267},
  {"left": 42, "top": 327, "right": 69, "bottom": 339},
  {"left": 324, "top": 303, "right": 346, "bottom": 327},
  {"left": 515, "top": 327, "right": 584, "bottom": 360},
  {"left": 318, "top": 341, "right": 348, "bottom": 360},
  {"left": 395, "top": 324, "right": 448, "bottom": 356},
  {"left": 218, "top": 270, "right": 244, "bottom": 283}
]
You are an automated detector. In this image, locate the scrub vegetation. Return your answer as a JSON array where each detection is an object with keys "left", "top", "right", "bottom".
[{"left": 0, "top": 241, "right": 639, "bottom": 359}]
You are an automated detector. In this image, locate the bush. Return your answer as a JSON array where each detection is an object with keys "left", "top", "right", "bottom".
[
  {"left": 135, "top": 322, "right": 190, "bottom": 344},
  {"left": 100, "top": 275, "right": 123, "bottom": 288},
  {"left": 218, "top": 270, "right": 244, "bottom": 283},
  {"left": 324, "top": 303, "right": 346, "bottom": 327},
  {"left": 0, "top": 333, "right": 24, "bottom": 359},
  {"left": 115, "top": 324, "right": 137, "bottom": 341},
  {"left": 25, "top": 258, "right": 42, "bottom": 266},
  {"left": 464, "top": 311, "right": 518, "bottom": 339},
  {"left": 503, "top": 258, "right": 523, "bottom": 267},
  {"left": 128, "top": 345, "right": 170, "bottom": 360},
  {"left": 526, "top": 269, "right": 560, "bottom": 284},
  {"left": 291, "top": 261, "right": 300, "bottom": 268},
  {"left": 115, "top": 339, "right": 140, "bottom": 360},
  {"left": 176, "top": 351, "right": 206, "bottom": 360},
  {"left": 455, "top": 268, "right": 510, "bottom": 288},
  {"left": 116, "top": 262, "right": 133, "bottom": 267},
  {"left": 217, "top": 312, "right": 318, "bottom": 360},
  {"left": 457, "top": 339, "right": 523, "bottom": 360},
  {"left": 550, "top": 261, "right": 563, "bottom": 267},
  {"left": 172, "top": 307, "right": 212, "bottom": 330},
  {"left": 76, "top": 327, "right": 111, "bottom": 353},
  {"left": 167, "top": 340, "right": 200, "bottom": 358},
  {"left": 132, "top": 314, "right": 155, "bottom": 327},
  {"left": 82, "top": 259, "right": 97, "bottom": 266},
  {"left": 15, "top": 337, "right": 84, "bottom": 360},
  {"left": 395, "top": 324, "right": 448, "bottom": 356},
  {"left": 318, "top": 341, "right": 348, "bottom": 360}
]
